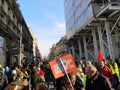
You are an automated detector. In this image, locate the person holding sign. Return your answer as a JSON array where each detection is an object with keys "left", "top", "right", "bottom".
[{"left": 59, "top": 72, "right": 85, "bottom": 90}]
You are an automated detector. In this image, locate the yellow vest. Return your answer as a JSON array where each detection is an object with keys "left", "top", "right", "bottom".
[{"left": 109, "top": 63, "right": 119, "bottom": 76}]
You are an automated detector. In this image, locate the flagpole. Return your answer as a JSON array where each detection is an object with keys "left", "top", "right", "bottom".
[
  {"left": 59, "top": 58, "right": 74, "bottom": 90},
  {"left": 19, "top": 26, "right": 22, "bottom": 66}
]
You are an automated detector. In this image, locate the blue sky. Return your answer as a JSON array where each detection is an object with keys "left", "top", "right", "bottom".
[{"left": 17, "top": 0, "right": 66, "bottom": 57}]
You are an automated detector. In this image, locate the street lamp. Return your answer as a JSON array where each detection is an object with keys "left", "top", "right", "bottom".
[{"left": 19, "top": 26, "right": 22, "bottom": 66}]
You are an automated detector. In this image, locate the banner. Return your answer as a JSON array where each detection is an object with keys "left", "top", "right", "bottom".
[{"left": 49, "top": 54, "right": 77, "bottom": 79}]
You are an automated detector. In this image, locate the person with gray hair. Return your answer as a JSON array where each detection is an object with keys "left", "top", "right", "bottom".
[
  {"left": 86, "top": 61, "right": 92, "bottom": 66},
  {"left": 85, "top": 65, "right": 114, "bottom": 90},
  {"left": 36, "top": 82, "right": 48, "bottom": 90}
]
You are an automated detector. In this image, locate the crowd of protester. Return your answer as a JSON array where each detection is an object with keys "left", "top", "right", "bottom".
[
  {"left": 0, "top": 57, "right": 120, "bottom": 90},
  {"left": 0, "top": 59, "right": 53, "bottom": 90}
]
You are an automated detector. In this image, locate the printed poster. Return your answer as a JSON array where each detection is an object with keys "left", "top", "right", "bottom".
[{"left": 49, "top": 54, "right": 77, "bottom": 79}]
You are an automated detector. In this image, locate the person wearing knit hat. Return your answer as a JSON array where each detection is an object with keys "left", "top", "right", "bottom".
[
  {"left": 40, "top": 70, "right": 45, "bottom": 76},
  {"left": 97, "top": 60, "right": 114, "bottom": 84},
  {"left": 97, "top": 51, "right": 105, "bottom": 61},
  {"left": 39, "top": 70, "right": 45, "bottom": 82},
  {"left": 11, "top": 70, "right": 17, "bottom": 75},
  {"left": 34, "top": 70, "right": 46, "bottom": 88},
  {"left": 10, "top": 70, "right": 17, "bottom": 82}
]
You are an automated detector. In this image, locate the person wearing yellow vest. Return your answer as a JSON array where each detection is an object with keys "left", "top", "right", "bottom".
[{"left": 108, "top": 58, "right": 120, "bottom": 89}]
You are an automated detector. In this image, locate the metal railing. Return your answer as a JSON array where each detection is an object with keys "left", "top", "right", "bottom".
[
  {"left": 93, "top": 0, "right": 120, "bottom": 15},
  {"left": 0, "top": 19, "right": 20, "bottom": 38}
]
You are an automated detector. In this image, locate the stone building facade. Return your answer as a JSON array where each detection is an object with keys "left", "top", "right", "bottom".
[{"left": 0, "top": 0, "right": 33, "bottom": 66}]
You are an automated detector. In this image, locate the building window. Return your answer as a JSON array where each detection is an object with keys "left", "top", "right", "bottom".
[
  {"left": 0, "top": 0, "right": 4, "bottom": 5},
  {"left": 0, "top": 0, "right": 2, "bottom": 6}
]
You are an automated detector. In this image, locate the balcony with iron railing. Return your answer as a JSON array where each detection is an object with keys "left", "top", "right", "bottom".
[
  {"left": 0, "top": 19, "right": 20, "bottom": 39},
  {"left": 93, "top": 0, "right": 120, "bottom": 16}
]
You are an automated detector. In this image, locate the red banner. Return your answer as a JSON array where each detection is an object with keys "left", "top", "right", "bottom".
[{"left": 49, "top": 54, "right": 77, "bottom": 79}]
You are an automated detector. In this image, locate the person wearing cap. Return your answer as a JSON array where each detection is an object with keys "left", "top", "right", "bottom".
[{"left": 108, "top": 58, "right": 120, "bottom": 89}]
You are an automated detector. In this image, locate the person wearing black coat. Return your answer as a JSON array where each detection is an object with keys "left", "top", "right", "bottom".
[{"left": 85, "top": 65, "right": 114, "bottom": 90}]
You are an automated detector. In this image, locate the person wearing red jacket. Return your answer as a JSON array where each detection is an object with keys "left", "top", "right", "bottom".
[{"left": 97, "top": 60, "right": 114, "bottom": 84}]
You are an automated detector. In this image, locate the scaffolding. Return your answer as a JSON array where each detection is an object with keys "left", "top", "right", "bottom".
[{"left": 65, "top": 1, "right": 120, "bottom": 62}]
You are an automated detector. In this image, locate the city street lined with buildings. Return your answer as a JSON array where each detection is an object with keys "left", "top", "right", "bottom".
[{"left": 0, "top": 0, "right": 120, "bottom": 90}]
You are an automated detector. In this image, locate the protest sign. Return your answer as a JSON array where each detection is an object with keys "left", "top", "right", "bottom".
[{"left": 49, "top": 54, "right": 77, "bottom": 79}]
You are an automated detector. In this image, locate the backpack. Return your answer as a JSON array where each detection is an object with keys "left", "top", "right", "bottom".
[{"left": 0, "top": 72, "right": 5, "bottom": 89}]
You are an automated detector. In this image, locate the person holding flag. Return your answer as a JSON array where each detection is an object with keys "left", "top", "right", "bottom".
[{"left": 58, "top": 72, "right": 85, "bottom": 90}]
